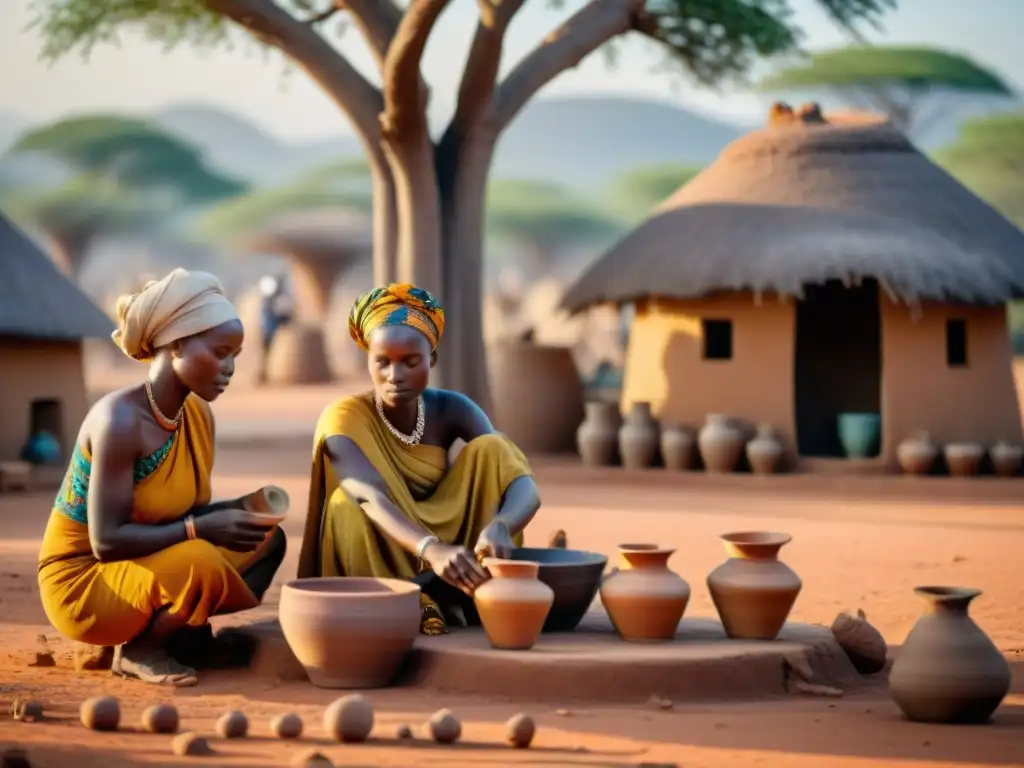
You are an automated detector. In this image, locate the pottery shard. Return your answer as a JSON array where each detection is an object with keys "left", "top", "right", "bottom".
[{"left": 831, "top": 610, "right": 888, "bottom": 675}]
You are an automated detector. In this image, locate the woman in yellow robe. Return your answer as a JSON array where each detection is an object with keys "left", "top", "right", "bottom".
[
  {"left": 297, "top": 284, "right": 542, "bottom": 634},
  {"left": 37, "top": 269, "right": 287, "bottom": 686}
]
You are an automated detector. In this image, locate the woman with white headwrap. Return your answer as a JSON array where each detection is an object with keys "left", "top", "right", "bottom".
[{"left": 37, "top": 269, "right": 287, "bottom": 686}]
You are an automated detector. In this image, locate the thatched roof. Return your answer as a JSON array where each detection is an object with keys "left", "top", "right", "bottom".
[
  {"left": 0, "top": 212, "right": 114, "bottom": 341},
  {"left": 562, "top": 106, "right": 1024, "bottom": 312}
]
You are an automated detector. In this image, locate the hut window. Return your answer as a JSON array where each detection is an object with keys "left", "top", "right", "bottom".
[
  {"left": 946, "top": 319, "right": 968, "bottom": 367},
  {"left": 702, "top": 319, "right": 733, "bottom": 361}
]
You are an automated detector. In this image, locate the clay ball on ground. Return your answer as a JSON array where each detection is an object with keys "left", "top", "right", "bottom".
[
  {"left": 171, "top": 732, "right": 214, "bottom": 757},
  {"left": 831, "top": 611, "right": 888, "bottom": 675},
  {"left": 291, "top": 749, "right": 334, "bottom": 768},
  {"left": 80, "top": 696, "right": 120, "bottom": 731},
  {"left": 216, "top": 710, "right": 249, "bottom": 739},
  {"left": 505, "top": 713, "right": 535, "bottom": 748},
  {"left": 427, "top": 709, "right": 461, "bottom": 744},
  {"left": 141, "top": 704, "right": 179, "bottom": 734},
  {"left": 270, "top": 712, "right": 303, "bottom": 739},
  {"left": 396, "top": 723, "right": 413, "bottom": 739},
  {"left": 323, "top": 695, "right": 373, "bottom": 743},
  {"left": 11, "top": 699, "right": 43, "bottom": 722}
]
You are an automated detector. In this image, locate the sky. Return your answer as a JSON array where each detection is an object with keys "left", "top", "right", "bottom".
[{"left": 1, "top": 0, "right": 1022, "bottom": 142}]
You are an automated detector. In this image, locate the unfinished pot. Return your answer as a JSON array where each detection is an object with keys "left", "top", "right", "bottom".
[
  {"left": 600, "top": 544, "right": 690, "bottom": 642},
  {"left": 240, "top": 485, "right": 290, "bottom": 520},
  {"left": 279, "top": 578, "right": 421, "bottom": 688},
  {"left": 889, "top": 587, "right": 1010, "bottom": 723},
  {"left": 698, "top": 414, "right": 743, "bottom": 473},
  {"left": 618, "top": 402, "right": 659, "bottom": 469},
  {"left": 896, "top": 432, "right": 938, "bottom": 476},
  {"left": 576, "top": 401, "right": 620, "bottom": 467},
  {"left": 660, "top": 425, "right": 696, "bottom": 471},
  {"left": 474, "top": 559, "right": 554, "bottom": 650},
  {"left": 746, "top": 424, "right": 783, "bottom": 475},
  {"left": 944, "top": 443, "right": 983, "bottom": 477},
  {"left": 707, "top": 532, "right": 801, "bottom": 640},
  {"left": 989, "top": 441, "right": 1022, "bottom": 477}
]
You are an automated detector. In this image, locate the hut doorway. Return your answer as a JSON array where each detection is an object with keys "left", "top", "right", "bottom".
[{"left": 794, "top": 279, "right": 882, "bottom": 458}]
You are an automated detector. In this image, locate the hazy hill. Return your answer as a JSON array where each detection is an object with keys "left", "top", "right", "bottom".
[{"left": 0, "top": 110, "right": 29, "bottom": 154}]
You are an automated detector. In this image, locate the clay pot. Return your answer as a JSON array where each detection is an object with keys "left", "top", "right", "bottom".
[
  {"left": 990, "top": 441, "right": 1023, "bottom": 477},
  {"left": 599, "top": 544, "right": 690, "bottom": 642},
  {"left": 889, "top": 587, "right": 1011, "bottom": 723},
  {"left": 278, "top": 577, "right": 421, "bottom": 688},
  {"left": 618, "top": 402, "right": 659, "bottom": 469},
  {"left": 944, "top": 443, "right": 983, "bottom": 477},
  {"left": 698, "top": 414, "right": 743, "bottom": 473},
  {"left": 896, "top": 431, "right": 938, "bottom": 476},
  {"left": 660, "top": 425, "right": 696, "bottom": 471},
  {"left": 266, "top": 323, "right": 334, "bottom": 385},
  {"left": 576, "top": 401, "right": 620, "bottom": 467},
  {"left": 706, "top": 532, "right": 801, "bottom": 640},
  {"left": 746, "top": 424, "right": 783, "bottom": 475},
  {"left": 240, "top": 485, "right": 290, "bottom": 519},
  {"left": 474, "top": 559, "right": 554, "bottom": 650}
]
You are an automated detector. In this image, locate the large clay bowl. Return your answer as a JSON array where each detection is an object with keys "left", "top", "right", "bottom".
[
  {"left": 510, "top": 547, "right": 607, "bottom": 632},
  {"left": 279, "top": 577, "right": 421, "bottom": 689}
]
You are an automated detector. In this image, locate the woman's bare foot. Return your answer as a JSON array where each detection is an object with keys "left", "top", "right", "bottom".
[{"left": 111, "top": 644, "right": 198, "bottom": 687}]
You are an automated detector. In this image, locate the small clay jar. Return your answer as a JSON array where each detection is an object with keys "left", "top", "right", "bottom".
[
  {"left": 944, "top": 443, "right": 983, "bottom": 477},
  {"left": 706, "top": 532, "right": 801, "bottom": 640},
  {"left": 474, "top": 559, "right": 554, "bottom": 651},
  {"left": 889, "top": 587, "right": 1011, "bottom": 723},
  {"left": 660, "top": 425, "right": 696, "bottom": 471},
  {"left": 698, "top": 414, "right": 743, "bottom": 473},
  {"left": 618, "top": 402, "right": 659, "bottom": 469},
  {"left": 600, "top": 544, "right": 690, "bottom": 642},
  {"left": 746, "top": 424, "right": 783, "bottom": 475},
  {"left": 989, "top": 441, "right": 1023, "bottom": 477},
  {"left": 240, "top": 485, "right": 290, "bottom": 519},
  {"left": 896, "top": 432, "right": 938, "bottom": 475},
  {"left": 576, "top": 401, "right": 621, "bottom": 467}
]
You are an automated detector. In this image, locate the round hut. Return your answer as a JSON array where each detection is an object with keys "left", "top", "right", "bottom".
[{"left": 561, "top": 104, "right": 1024, "bottom": 472}]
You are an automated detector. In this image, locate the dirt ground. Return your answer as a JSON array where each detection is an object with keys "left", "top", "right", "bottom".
[{"left": 1, "top": 365, "right": 1023, "bottom": 767}]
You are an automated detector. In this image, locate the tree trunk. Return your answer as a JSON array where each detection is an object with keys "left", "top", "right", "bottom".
[{"left": 366, "top": 149, "right": 399, "bottom": 285}]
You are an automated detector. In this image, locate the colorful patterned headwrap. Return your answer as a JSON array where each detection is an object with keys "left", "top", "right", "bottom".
[{"left": 348, "top": 283, "right": 445, "bottom": 351}]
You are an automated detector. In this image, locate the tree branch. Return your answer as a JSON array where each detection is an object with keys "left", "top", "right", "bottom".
[
  {"left": 341, "top": 0, "right": 403, "bottom": 66},
  {"left": 301, "top": 5, "right": 338, "bottom": 26},
  {"left": 494, "top": 0, "right": 644, "bottom": 131}
]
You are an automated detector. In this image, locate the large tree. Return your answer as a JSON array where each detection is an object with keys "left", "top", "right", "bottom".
[
  {"left": 31, "top": 0, "right": 897, "bottom": 410},
  {"left": 757, "top": 45, "right": 1015, "bottom": 138},
  {"left": 607, "top": 163, "right": 702, "bottom": 221}
]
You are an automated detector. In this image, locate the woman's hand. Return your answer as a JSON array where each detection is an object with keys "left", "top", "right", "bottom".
[
  {"left": 474, "top": 519, "right": 515, "bottom": 560},
  {"left": 194, "top": 509, "right": 273, "bottom": 552},
  {"left": 424, "top": 541, "right": 490, "bottom": 595}
]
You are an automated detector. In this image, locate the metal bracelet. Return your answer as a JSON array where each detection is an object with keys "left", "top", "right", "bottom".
[{"left": 416, "top": 534, "right": 440, "bottom": 559}]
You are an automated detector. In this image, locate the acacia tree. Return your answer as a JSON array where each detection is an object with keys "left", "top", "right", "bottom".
[
  {"left": 607, "top": 163, "right": 702, "bottom": 221},
  {"left": 32, "top": 0, "right": 896, "bottom": 410}
]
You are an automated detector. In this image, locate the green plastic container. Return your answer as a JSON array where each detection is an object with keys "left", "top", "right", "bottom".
[{"left": 837, "top": 412, "right": 881, "bottom": 458}]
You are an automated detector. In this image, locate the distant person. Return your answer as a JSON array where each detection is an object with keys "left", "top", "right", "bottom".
[
  {"left": 258, "top": 273, "right": 294, "bottom": 384},
  {"left": 37, "top": 269, "right": 287, "bottom": 687}
]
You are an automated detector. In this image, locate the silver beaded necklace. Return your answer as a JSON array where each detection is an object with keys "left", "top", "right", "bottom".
[{"left": 375, "top": 394, "right": 426, "bottom": 446}]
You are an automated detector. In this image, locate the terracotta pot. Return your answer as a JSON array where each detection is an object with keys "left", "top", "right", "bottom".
[
  {"left": 576, "top": 401, "right": 620, "bottom": 467},
  {"left": 698, "top": 414, "right": 743, "bottom": 473},
  {"left": 279, "top": 577, "right": 421, "bottom": 688},
  {"left": 944, "top": 443, "right": 983, "bottom": 477},
  {"left": 599, "top": 544, "right": 690, "bottom": 642},
  {"left": 618, "top": 402, "right": 659, "bottom": 470},
  {"left": 889, "top": 587, "right": 1011, "bottom": 723},
  {"left": 660, "top": 425, "right": 696, "bottom": 471},
  {"left": 706, "top": 532, "right": 801, "bottom": 640},
  {"left": 990, "top": 441, "right": 1023, "bottom": 477},
  {"left": 489, "top": 341, "right": 585, "bottom": 453},
  {"left": 474, "top": 559, "right": 554, "bottom": 650},
  {"left": 746, "top": 424, "right": 783, "bottom": 475},
  {"left": 896, "top": 431, "right": 938, "bottom": 476}
]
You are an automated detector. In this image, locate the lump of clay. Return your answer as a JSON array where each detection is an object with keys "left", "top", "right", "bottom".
[
  {"left": 216, "top": 710, "right": 249, "bottom": 738},
  {"left": 171, "top": 732, "right": 214, "bottom": 757},
  {"left": 10, "top": 698, "right": 43, "bottom": 722},
  {"left": 396, "top": 723, "right": 413, "bottom": 739},
  {"left": 80, "top": 696, "right": 120, "bottom": 731},
  {"left": 427, "top": 709, "right": 461, "bottom": 744},
  {"left": 831, "top": 609, "right": 887, "bottom": 675},
  {"left": 270, "top": 712, "right": 303, "bottom": 739},
  {"left": 291, "top": 750, "right": 334, "bottom": 768},
  {"left": 323, "top": 695, "right": 373, "bottom": 743},
  {"left": 505, "top": 713, "right": 535, "bottom": 748},
  {"left": 141, "top": 704, "right": 179, "bottom": 734}
]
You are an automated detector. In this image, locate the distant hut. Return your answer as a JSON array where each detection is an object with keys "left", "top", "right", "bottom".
[
  {"left": 0, "top": 212, "right": 114, "bottom": 467},
  {"left": 562, "top": 105, "right": 1024, "bottom": 471}
]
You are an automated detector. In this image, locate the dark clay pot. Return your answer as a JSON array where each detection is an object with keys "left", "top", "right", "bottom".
[{"left": 510, "top": 547, "right": 607, "bottom": 632}]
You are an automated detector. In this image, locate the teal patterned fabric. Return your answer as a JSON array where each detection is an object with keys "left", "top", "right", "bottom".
[{"left": 54, "top": 434, "right": 176, "bottom": 525}]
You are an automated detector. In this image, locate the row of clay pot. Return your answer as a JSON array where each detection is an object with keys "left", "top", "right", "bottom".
[
  {"left": 577, "top": 402, "right": 783, "bottom": 474},
  {"left": 475, "top": 532, "right": 802, "bottom": 652},
  {"left": 896, "top": 432, "right": 1023, "bottom": 477}
]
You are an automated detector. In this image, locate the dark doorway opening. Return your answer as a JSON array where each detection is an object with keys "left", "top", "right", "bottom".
[
  {"left": 794, "top": 279, "right": 882, "bottom": 458},
  {"left": 30, "top": 398, "right": 65, "bottom": 455}
]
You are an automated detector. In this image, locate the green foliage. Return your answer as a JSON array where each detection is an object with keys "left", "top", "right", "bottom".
[
  {"left": 607, "top": 163, "right": 702, "bottom": 221},
  {"left": 2, "top": 173, "right": 151, "bottom": 234}
]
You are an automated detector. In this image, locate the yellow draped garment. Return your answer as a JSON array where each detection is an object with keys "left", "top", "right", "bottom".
[
  {"left": 297, "top": 393, "right": 532, "bottom": 583},
  {"left": 38, "top": 397, "right": 269, "bottom": 647}
]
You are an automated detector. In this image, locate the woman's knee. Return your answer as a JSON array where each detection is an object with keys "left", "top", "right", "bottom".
[{"left": 460, "top": 433, "right": 510, "bottom": 459}]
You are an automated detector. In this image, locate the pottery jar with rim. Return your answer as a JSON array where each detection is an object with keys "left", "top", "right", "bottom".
[
  {"left": 576, "top": 401, "right": 621, "bottom": 467},
  {"left": 706, "top": 532, "right": 802, "bottom": 640},
  {"left": 474, "top": 559, "right": 554, "bottom": 650},
  {"left": 698, "top": 414, "right": 743, "bottom": 473},
  {"left": 989, "top": 441, "right": 1023, "bottom": 477},
  {"left": 746, "top": 424, "right": 783, "bottom": 475},
  {"left": 600, "top": 544, "right": 690, "bottom": 642},
  {"left": 618, "top": 402, "right": 659, "bottom": 469},
  {"left": 896, "top": 432, "right": 938, "bottom": 475},
  {"left": 889, "top": 586, "right": 1011, "bottom": 723},
  {"left": 660, "top": 425, "right": 696, "bottom": 471},
  {"left": 944, "top": 443, "right": 984, "bottom": 477}
]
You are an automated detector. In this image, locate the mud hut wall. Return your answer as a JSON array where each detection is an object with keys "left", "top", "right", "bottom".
[
  {"left": 879, "top": 301, "right": 1022, "bottom": 466},
  {"left": 620, "top": 295, "right": 798, "bottom": 465},
  {"left": 0, "top": 337, "right": 89, "bottom": 463}
]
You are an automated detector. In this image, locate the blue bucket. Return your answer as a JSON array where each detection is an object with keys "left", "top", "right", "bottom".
[{"left": 837, "top": 413, "right": 881, "bottom": 458}]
